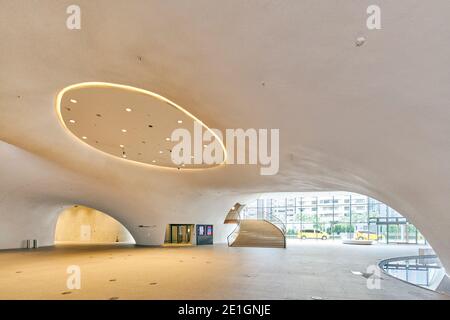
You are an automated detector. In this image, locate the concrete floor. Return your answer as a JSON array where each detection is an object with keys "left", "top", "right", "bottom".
[{"left": 0, "top": 241, "right": 448, "bottom": 300}]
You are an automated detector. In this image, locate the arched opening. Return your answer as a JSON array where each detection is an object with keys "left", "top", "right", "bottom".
[
  {"left": 229, "top": 191, "right": 429, "bottom": 248},
  {"left": 243, "top": 191, "right": 428, "bottom": 244},
  {"left": 55, "top": 205, "right": 135, "bottom": 245},
  {"left": 225, "top": 192, "right": 450, "bottom": 293}
]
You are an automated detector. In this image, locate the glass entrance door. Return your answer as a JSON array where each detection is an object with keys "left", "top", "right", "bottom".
[
  {"left": 369, "top": 217, "right": 421, "bottom": 244},
  {"left": 387, "top": 224, "right": 402, "bottom": 243}
]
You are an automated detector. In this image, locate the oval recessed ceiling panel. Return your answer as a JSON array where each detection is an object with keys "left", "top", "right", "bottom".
[{"left": 56, "top": 82, "right": 226, "bottom": 169}]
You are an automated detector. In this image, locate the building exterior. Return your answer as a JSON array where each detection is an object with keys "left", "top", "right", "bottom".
[{"left": 242, "top": 192, "right": 426, "bottom": 244}]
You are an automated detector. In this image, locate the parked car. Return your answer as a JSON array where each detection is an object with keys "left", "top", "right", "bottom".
[
  {"left": 298, "top": 229, "right": 329, "bottom": 240},
  {"left": 355, "top": 231, "right": 382, "bottom": 240}
]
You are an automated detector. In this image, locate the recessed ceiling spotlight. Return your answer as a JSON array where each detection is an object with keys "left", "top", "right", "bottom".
[
  {"left": 182, "top": 164, "right": 185, "bottom": 167},
  {"left": 82, "top": 136, "right": 87, "bottom": 140},
  {"left": 165, "top": 137, "right": 170, "bottom": 141},
  {"left": 121, "top": 129, "right": 127, "bottom": 133},
  {"left": 122, "top": 154, "right": 127, "bottom": 158},
  {"left": 125, "top": 108, "right": 132, "bottom": 112},
  {"left": 159, "top": 150, "right": 163, "bottom": 154},
  {"left": 203, "top": 144, "right": 207, "bottom": 148},
  {"left": 119, "top": 144, "right": 124, "bottom": 148},
  {"left": 69, "top": 119, "right": 76, "bottom": 123},
  {"left": 152, "top": 160, "right": 156, "bottom": 163},
  {"left": 70, "top": 99, "right": 77, "bottom": 104},
  {"left": 177, "top": 120, "right": 183, "bottom": 124}
]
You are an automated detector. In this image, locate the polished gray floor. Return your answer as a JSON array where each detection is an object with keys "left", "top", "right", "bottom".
[{"left": 0, "top": 240, "right": 447, "bottom": 299}]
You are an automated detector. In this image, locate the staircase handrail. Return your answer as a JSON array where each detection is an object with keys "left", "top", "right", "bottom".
[
  {"left": 262, "top": 212, "right": 286, "bottom": 248},
  {"left": 227, "top": 211, "right": 242, "bottom": 246},
  {"left": 263, "top": 212, "right": 286, "bottom": 234}
]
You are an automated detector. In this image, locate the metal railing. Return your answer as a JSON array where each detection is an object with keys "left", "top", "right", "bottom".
[
  {"left": 263, "top": 212, "right": 287, "bottom": 235},
  {"left": 226, "top": 211, "right": 242, "bottom": 246},
  {"left": 378, "top": 254, "right": 444, "bottom": 292},
  {"left": 226, "top": 210, "right": 287, "bottom": 248},
  {"left": 262, "top": 212, "right": 286, "bottom": 248}
]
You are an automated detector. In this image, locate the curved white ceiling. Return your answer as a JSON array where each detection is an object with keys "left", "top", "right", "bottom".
[{"left": 57, "top": 82, "right": 225, "bottom": 169}]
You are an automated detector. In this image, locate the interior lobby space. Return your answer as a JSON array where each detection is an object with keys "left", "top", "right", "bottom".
[
  {"left": 1, "top": 242, "right": 447, "bottom": 300},
  {"left": 1, "top": 1, "right": 450, "bottom": 303}
]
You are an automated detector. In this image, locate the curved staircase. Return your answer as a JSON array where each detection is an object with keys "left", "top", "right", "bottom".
[
  {"left": 229, "top": 220, "right": 286, "bottom": 248},
  {"left": 225, "top": 204, "right": 286, "bottom": 248}
]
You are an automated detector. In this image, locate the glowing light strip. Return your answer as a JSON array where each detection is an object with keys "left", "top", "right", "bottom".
[{"left": 55, "top": 82, "right": 227, "bottom": 170}]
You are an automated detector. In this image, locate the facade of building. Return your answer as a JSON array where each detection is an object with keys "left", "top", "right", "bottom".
[{"left": 242, "top": 192, "right": 426, "bottom": 244}]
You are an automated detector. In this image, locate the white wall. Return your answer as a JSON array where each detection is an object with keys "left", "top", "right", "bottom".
[{"left": 0, "top": 141, "right": 237, "bottom": 248}]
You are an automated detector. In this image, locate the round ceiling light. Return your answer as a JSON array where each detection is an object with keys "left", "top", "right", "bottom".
[{"left": 55, "top": 82, "right": 226, "bottom": 170}]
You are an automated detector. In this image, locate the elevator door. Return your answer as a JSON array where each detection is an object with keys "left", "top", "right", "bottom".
[{"left": 170, "top": 224, "right": 192, "bottom": 244}]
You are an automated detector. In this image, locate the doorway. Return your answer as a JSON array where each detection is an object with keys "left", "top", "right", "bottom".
[
  {"left": 166, "top": 224, "right": 194, "bottom": 244},
  {"left": 369, "top": 217, "right": 425, "bottom": 244}
]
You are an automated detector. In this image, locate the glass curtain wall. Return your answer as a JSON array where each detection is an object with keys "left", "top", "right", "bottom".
[{"left": 241, "top": 192, "right": 426, "bottom": 244}]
